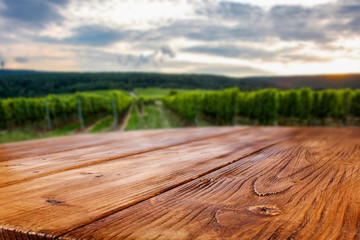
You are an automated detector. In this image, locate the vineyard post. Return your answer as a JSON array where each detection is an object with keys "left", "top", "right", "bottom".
[
  {"left": 112, "top": 96, "right": 117, "bottom": 130},
  {"left": 77, "top": 97, "right": 84, "bottom": 129},
  {"left": 64, "top": 102, "right": 68, "bottom": 122},
  {"left": 344, "top": 91, "right": 350, "bottom": 126},
  {"left": 194, "top": 95, "right": 198, "bottom": 127},
  {"left": 232, "top": 92, "right": 237, "bottom": 126},
  {"left": 45, "top": 99, "right": 52, "bottom": 131}
]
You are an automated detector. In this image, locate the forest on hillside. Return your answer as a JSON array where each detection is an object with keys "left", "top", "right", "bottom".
[{"left": 0, "top": 71, "right": 272, "bottom": 98}]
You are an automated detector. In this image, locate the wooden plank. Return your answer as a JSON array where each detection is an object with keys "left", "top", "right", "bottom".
[
  {"left": 0, "top": 127, "right": 239, "bottom": 162},
  {"left": 0, "top": 127, "right": 235, "bottom": 162},
  {"left": 0, "top": 127, "right": 239, "bottom": 187},
  {"left": 0, "top": 132, "right": 121, "bottom": 162},
  {"left": 61, "top": 127, "right": 360, "bottom": 240},
  {"left": 0, "top": 127, "right": 293, "bottom": 239}
]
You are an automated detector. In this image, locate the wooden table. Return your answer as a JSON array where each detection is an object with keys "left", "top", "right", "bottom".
[{"left": 0, "top": 127, "right": 359, "bottom": 240}]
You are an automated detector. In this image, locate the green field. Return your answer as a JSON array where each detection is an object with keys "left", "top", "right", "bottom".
[
  {"left": 55, "top": 88, "right": 198, "bottom": 99},
  {"left": 133, "top": 88, "right": 210, "bottom": 99},
  {"left": 54, "top": 89, "right": 130, "bottom": 98}
]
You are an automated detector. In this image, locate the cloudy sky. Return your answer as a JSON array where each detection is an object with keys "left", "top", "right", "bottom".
[{"left": 0, "top": 0, "right": 359, "bottom": 77}]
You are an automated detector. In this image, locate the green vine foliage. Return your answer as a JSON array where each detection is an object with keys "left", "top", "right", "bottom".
[
  {"left": 163, "top": 87, "right": 360, "bottom": 125},
  {"left": 0, "top": 91, "right": 131, "bottom": 130}
]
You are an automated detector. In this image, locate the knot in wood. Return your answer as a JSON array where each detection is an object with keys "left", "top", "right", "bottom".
[
  {"left": 46, "top": 199, "right": 64, "bottom": 205},
  {"left": 247, "top": 205, "right": 281, "bottom": 216}
]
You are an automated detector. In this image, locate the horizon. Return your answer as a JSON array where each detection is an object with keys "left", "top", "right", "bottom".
[
  {"left": 0, "top": 0, "right": 359, "bottom": 77},
  {"left": 2, "top": 68, "right": 360, "bottom": 79},
  {"left": 1, "top": 67, "right": 360, "bottom": 77}
]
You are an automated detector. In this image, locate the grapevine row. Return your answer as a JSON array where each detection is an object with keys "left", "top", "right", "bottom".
[
  {"left": 0, "top": 91, "right": 132, "bottom": 130},
  {"left": 163, "top": 88, "right": 360, "bottom": 125}
]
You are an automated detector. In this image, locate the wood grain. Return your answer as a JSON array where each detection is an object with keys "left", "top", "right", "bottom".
[
  {"left": 0, "top": 127, "right": 239, "bottom": 187},
  {"left": 61, "top": 127, "right": 360, "bottom": 240},
  {"left": 0, "top": 127, "right": 293, "bottom": 239},
  {"left": 0, "top": 127, "right": 235, "bottom": 162}
]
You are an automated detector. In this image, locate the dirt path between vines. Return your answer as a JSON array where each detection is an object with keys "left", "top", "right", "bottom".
[
  {"left": 82, "top": 116, "right": 110, "bottom": 133},
  {"left": 118, "top": 104, "right": 133, "bottom": 131}
]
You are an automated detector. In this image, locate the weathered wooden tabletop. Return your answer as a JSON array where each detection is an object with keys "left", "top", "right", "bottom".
[{"left": 0, "top": 127, "right": 359, "bottom": 240}]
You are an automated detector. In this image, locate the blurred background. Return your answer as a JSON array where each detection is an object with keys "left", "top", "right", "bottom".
[{"left": 0, "top": 0, "right": 359, "bottom": 143}]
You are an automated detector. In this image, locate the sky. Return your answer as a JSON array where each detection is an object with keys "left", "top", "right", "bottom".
[{"left": 0, "top": 0, "right": 359, "bottom": 77}]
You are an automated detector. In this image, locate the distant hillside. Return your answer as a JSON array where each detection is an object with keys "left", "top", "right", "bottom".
[
  {"left": 253, "top": 74, "right": 360, "bottom": 90},
  {"left": 0, "top": 71, "right": 274, "bottom": 98},
  {"left": 0, "top": 70, "right": 359, "bottom": 98},
  {"left": 0, "top": 69, "right": 41, "bottom": 77}
]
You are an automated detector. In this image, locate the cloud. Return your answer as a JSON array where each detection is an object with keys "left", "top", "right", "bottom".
[
  {"left": 184, "top": 45, "right": 275, "bottom": 59},
  {"left": 279, "top": 54, "right": 331, "bottom": 63},
  {"left": 26, "top": 1, "right": 360, "bottom": 47},
  {"left": 332, "top": 1, "right": 360, "bottom": 32},
  {"left": 63, "top": 25, "right": 124, "bottom": 46},
  {"left": 35, "top": 25, "right": 146, "bottom": 47},
  {"left": 186, "top": 24, "right": 270, "bottom": 41},
  {"left": 70, "top": 47, "right": 272, "bottom": 76},
  {"left": 268, "top": 1, "right": 360, "bottom": 41},
  {"left": 269, "top": 5, "right": 329, "bottom": 42},
  {"left": 117, "top": 46, "right": 176, "bottom": 68},
  {"left": 347, "top": 17, "right": 360, "bottom": 31},
  {"left": 336, "top": 0, "right": 360, "bottom": 15},
  {"left": 14, "top": 57, "right": 28, "bottom": 63},
  {"left": 197, "top": 1, "right": 265, "bottom": 22},
  {"left": 160, "top": 45, "right": 176, "bottom": 58},
  {"left": 192, "top": 65, "right": 274, "bottom": 77},
  {"left": 0, "top": 0, "right": 359, "bottom": 75},
  {"left": 191, "top": 0, "right": 360, "bottom": 43},
  {"left": 143, "top": 60, "right": 274, "bottom": 77},
  {"left": 183, "top": 45, "right": 332, "bottom": 63},
  {"left": 0, "top": 0, "right": 69, "bottom": 29}
]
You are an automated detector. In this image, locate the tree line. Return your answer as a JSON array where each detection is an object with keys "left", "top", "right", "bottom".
[
  {"left": 163, "top": 88, "right": 360, "bottom": 126},
  {"left": 0, "top": 91, "right": 132, "bottom": 131},
  {"left": 0, "top": 71, "right": 273, "bottom": 98}
]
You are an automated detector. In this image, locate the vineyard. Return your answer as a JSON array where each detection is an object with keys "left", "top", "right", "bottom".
[
  {"left": 0, "top": 91, "right": 132, "bottom": 142},
  {"left": 0, "top": 87, "right": 359, "bottom": 143},
  {"left": 163, "top": 88, "right": 360, "bottom": 126}
]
